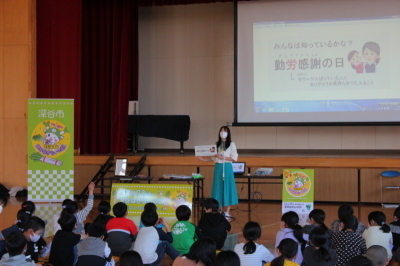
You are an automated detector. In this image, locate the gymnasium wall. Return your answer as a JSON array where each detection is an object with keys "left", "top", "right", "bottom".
[{"left": 138, "top": 2, "right": 400, "bottom": 150}]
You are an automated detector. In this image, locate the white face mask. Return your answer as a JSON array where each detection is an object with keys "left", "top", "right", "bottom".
[
  {"left": 220, "top": 132, "right": 228, "bottom": 139},
  {"left": 30, "top": 232, "right": 40, "bottom": 242},
  {"left": 0, "top": 205, "right": 3, "bottom": 214}
]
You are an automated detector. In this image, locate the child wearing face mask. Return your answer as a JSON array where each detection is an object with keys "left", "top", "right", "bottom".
[
  {"left": 22, "top": 217, "right": 47, "bottom": 263},
  {"left": 49, "top": 212, "right": 87, "bottom": 266}
]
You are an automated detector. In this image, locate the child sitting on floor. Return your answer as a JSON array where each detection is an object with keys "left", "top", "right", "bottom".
[
  {"left": 77, "top": 222, "right": 114, "bottom": 266},
  {"left": 234, "top": 221, "right": 274, "bottom": 266},
  {"left": 171, "top": 205, "right": 201, "bottom": 255},
  {"left": 266, "top": 238, "right": 300, "bottom": 266},
  {"left": 133, "top": 210, "right": 180, "bottom": 265},
  {"left": 197, "top": 198, "right": 231, "bottom": 250},
  {"left": 49, "top": 212, "right": 87, "bottom": 266},
  {"left": 106, "top": 202, "right": 138, "bottom": 256},
  {"left": 0, "top": 231, "right": 36, "bottom": 266}
]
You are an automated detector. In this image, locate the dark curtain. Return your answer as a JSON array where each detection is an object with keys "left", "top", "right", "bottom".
[
  {"left": 81, "top": 0, "right": 137, "bottom": 154},
  {"left": 36, "top": 0, "right": 82, "bottom": 150}
]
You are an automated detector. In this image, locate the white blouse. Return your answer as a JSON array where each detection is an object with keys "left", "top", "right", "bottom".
[{"left": 212, "top": 142, "right": 238, "bottom": 163}]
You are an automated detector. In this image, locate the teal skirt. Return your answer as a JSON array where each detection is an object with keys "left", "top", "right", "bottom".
[{"left": 211, "top": 163, "right": 238, "bottom": 207}]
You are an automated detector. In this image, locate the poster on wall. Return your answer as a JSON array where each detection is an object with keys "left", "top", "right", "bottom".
[
  {"left": 282, "top": 169, "right": 314, "bottom": 223},
  {"left": 110, "top": 183, "right": 193, "bottom": 217},
  {"left": 27, "top": 99, "right": 74, "bottom": 202}
]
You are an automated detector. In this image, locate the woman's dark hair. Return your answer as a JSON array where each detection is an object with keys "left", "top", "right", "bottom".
[
  {"left": 21, "top": 201, "right": 36, "bottom": 215},
  {"left": 119, "top": 250, "right": 143, "bottom": 266},
  {"left": 309, "top": 227, "right": 332, "bottom": 262},
  {"left": 216, "top": 126, "right": 232, "bottom": 150},
  {"left": 242, "top": 221, "right": 261, "bottom": 255},
  {"left": 309, "top": 209, "right": 328, "bottom": 232},
  {"left": 98, "top": 201, "right": 111, "bottom": 214},
  {"left": 346, "top": 255, "right": 373, "bottom": 266},
  {"left": 16, "top": 209, "right": 30, "bottom": 231},
  {"left": 186, "top": 237, "right": 216, "bottom": 266},
  {"left": 340, "top": 214, "right": 358, "bottom": 232},
  {"left": 62, "top": 201, "right": 78, "bottom": 214},
  {"left": 338, "top": 204, "right": 354, "bottom": 220},
  {"left": 368, "top": 211, "right": 390, "bottom": 233},
  {"left": 212, "top": 250, "right": 240, "bottom": 266},
  {"left": 271, "top": 238, "right": 298, "bottom": 266},
  {"left": 281, "top": 211, "right": 306, "bottom": 244}
]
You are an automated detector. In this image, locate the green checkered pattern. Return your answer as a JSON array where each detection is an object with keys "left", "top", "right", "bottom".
[
  {"left": 35, "top": 204, "right": 63, "bottom": 237},
  {"left": 28, "top": 170, "right": 74, "bottom": 201}
]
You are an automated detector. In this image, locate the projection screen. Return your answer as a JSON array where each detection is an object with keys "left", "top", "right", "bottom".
[{"left": 235, "top": 0, "right": 400, "bottom": 125}]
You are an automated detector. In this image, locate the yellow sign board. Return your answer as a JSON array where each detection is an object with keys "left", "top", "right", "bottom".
[{"left": 110, "top": 183, "right": 193, "bottom": 217}]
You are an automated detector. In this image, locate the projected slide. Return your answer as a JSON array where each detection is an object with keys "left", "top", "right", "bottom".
[{"left": 253, "top": 16, "right": 400, "bottom": 114}]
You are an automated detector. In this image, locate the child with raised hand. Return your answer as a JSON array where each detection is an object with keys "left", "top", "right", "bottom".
[
  {"left": 234, "top": 221, "right": 274, "bottom": 266},
  {"left": 171, "top": 205, "right": 201, "bottom": 255},
  {"left": 77, "top": 222, "right": 114, "bottom": 266},
  {"left": 133, "top": 210, "right": 180, "bottom": 266},
  {"left": 275, "top": 211, "right": 306, "bottom": 265},
  {"left": 106, "top": 202, "right": 138, "bottom": 256},
  {"left": 266, "top": 238, "right": 300, "bottom": 266},
  {"left": 331, "top": 214, "right": 366, "bottom": 266},
  {"left": 0, "top": 231, "right": 37, "bottom": 266},
  {"left": 303, "top": 227, "right": 338, "bottom": 266},
  {"left": 52, "top": 182, "right": 95, "bottom": 234},
  {"left": 49, "top": 212, "right": 87, "bottom": 266},
  {"left": 362, "top": 211, "right": 392, "bottom": 260},
  {"left": 331, "top": 204, "right": 366, "bottom": 235},
  {"left": 198, "top": 198, "right": 231, "bottom": 250}
]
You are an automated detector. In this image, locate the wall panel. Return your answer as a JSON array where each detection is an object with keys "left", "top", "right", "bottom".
[
  {"left": 3, "top": 119, "right": 27, "bottom": 187},
  {"left": 3, "top": 0, "right": 29, "bottom": 45},
  {"left": 0, "top": 46, "right": 3, "bottom": 118},
  {"left": 0, "top": 120, "right": 3, "bottom": 183},
  {"left": 3, "top": 46, "right": 29, "bottom": 118},
  {"left": 0, "top": 0, "right": 3, "bottom": 45}
]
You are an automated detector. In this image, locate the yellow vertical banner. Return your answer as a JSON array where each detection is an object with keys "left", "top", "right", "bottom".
[{"left": 110, "top": 184, "right": 193, "bottom": 217}]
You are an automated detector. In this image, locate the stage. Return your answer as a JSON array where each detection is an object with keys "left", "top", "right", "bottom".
[{"left": 74, "top": 149, "right": 400, "bottom": 204}]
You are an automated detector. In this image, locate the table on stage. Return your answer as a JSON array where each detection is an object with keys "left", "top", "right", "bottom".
[{"left": 235, "top": 175, "right": 283, "bottom": 217}]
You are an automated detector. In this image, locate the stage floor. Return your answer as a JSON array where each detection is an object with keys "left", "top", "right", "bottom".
[{"left": 1, "top": 197, "right": 395, "bottom": 265}]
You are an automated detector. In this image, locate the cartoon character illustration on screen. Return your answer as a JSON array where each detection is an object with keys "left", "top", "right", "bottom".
[
  {"left": 362, "top": 41, "right": 380, "bottom": 73},
  {"left": 348, "top": 50, "right": 364, "bottom": 74}
]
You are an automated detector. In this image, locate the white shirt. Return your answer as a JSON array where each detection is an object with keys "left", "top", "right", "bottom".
[
  {"left": 234, "top": 242, "right": 274, "bottom": 266},
  {"left": 212, "top": 142, "right": 238, "bottom": 163},
  {"left": 133, "top": 226, "right": 160, "bottom": 264},
  {"left": 362, "top": 226, "right": 393, "bottom": 259}
]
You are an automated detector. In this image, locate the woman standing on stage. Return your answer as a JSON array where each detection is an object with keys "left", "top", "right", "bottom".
[{"left": 198, "top": 126, "right": 238, "bottom": 219}]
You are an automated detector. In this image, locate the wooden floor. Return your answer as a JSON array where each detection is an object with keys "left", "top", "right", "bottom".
[{"left": 0, "top": 197, "right": 397, "bottom": 265}]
